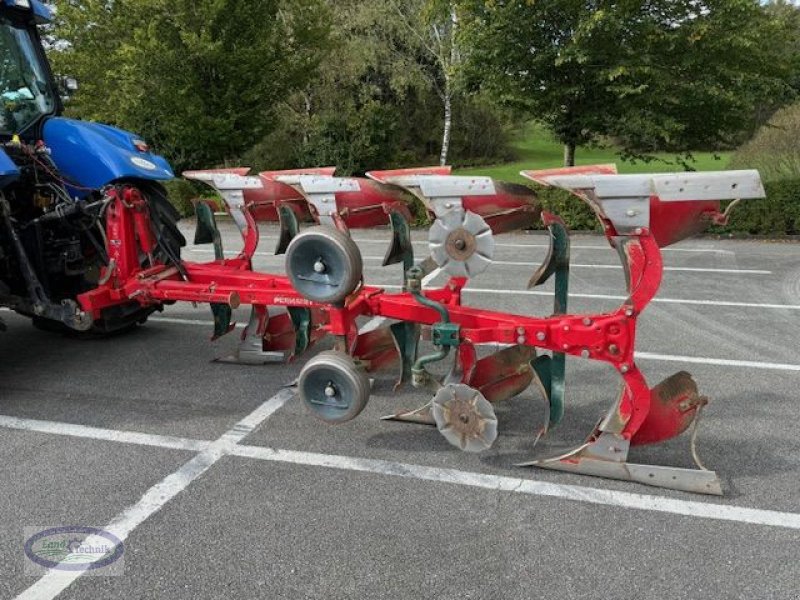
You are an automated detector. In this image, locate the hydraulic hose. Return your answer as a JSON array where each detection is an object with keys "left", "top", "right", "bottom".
[{"left": 406, "top": 266, "right": 453, "bottom": 388}]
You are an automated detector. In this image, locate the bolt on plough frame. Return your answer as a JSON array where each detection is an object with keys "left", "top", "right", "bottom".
[{"left": 75, "top": 163, "right": 765, "bottom": 495}]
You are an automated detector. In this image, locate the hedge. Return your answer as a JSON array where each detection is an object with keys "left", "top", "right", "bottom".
[
  {"left": 164, "top": 174, "right": 800, "bottom": 237},
  {"left": 531, "top": 178, "right": 800, "bottom": 236},
  {"left": 712, "top": 178, "right": 800, "bottom": 236}
]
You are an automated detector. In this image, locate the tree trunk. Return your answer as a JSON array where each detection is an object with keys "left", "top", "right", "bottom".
[
  {"left": 439, "top": 5, "right": 458, "bottom": 167},
  {"left": 563, "top": 142, "right": 576, "bottom": 167},
  {"left": 440, "top": 83, "right": 452, "bottom": 167},
  {"left": 302, "top": 91, "right": 312, "bottom": 146}
]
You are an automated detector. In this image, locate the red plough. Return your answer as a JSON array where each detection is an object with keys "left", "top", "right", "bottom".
[{"left": 74, "top": 164, "right": 765, "bottom": 495}]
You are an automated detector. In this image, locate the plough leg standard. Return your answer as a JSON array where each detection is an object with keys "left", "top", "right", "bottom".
[{"left": 75, "top": 164, "right": 765, "bottom": 495}]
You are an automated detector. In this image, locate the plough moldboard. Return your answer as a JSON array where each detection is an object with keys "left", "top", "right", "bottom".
[{"left": 76, "top": 164, "right": 767, "bottom": 496}]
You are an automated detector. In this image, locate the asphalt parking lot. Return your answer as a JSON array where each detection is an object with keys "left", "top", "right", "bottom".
[{"left": 2, "top": 220, "right": 800, "bottom": 599}]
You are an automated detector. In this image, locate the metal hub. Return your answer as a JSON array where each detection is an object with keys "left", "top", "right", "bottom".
[
  {"left": 429, "top": 211, "right": 494, "bottom": 277},
  {"left": 445, "top": 228, "right": 477, "bottom": 261},
  {"left": 431, "top": 383, "right": 498, "bottom": 453}
]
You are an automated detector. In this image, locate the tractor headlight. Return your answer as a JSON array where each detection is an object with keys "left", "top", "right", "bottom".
[
  {"left": 132, "top": 139, "right": 150, "bottom": 153},
  {"left": 13, "top": 0, "right": 31, "bottom": 8}
]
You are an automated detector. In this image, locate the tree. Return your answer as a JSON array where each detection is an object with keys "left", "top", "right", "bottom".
[
  {"left": 386, "top": 0, "right": 462, "bottom": 165},
  {"left": 243, "top": 0, "right": 513, "bottom": 174},
  {"left": 51, "top": 0, "right": 331, "bottom": 171},
  {"left": 459, "top": 0, "right": 796, "bottom": 166}
]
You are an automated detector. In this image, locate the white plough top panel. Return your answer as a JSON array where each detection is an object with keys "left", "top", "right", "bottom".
[{"left": 524, "top": 170, "right": 765, "bottom": 202}]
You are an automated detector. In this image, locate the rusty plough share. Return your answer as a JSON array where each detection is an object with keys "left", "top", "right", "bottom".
[{"left": 76, "top": 163, "right": 765, "bottom": 495}]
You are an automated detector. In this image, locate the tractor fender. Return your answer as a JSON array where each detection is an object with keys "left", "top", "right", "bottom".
[{"left": 42, "top": 118, "right": 174, "bottom": 195}]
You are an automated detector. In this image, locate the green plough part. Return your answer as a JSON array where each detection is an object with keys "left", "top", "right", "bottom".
[
  {"left": 194, "top": 201, "right": 234, "bottom": 340},
  {"left": 275, "top": 205, "right": 300, "bottom": 256},
  {"left": 383, "top": 211, "right": 415, "bottom": 272},
  {"left": 289, "top": 307, "right": 312, "bottom": 357},
  {"left": 405, "top": 266, "right": 458, "bottom": 390},
  {"left": 530, "top": 221, "right": 570, "bottom": 428},
  {"left": 390, "top": 321, "right": 420, "bottom": 389}
]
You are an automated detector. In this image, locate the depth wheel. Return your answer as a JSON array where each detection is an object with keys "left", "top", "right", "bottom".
[
  {"left": 298, "top": 351, "right": 370, "bottom": 424},
  {"left": 285, "top": 226, "right": 362, "bottom": 304}
]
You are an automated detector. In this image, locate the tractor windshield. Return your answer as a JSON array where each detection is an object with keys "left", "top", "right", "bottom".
[{"left": 0, "top": 16, "right": 55, "bottom": 135}]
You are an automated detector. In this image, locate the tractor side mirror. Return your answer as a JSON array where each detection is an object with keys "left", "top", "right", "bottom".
[{"left": 58, "top": 77, "right": 79, "bottom": 103}]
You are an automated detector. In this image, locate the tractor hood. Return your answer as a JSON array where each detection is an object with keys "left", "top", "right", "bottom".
[
  {"left": 43, "top": 118, "right": 175, "bottom": 193},
  {"left": 2, "top": 0, "right": 53, "bottom": 24}
]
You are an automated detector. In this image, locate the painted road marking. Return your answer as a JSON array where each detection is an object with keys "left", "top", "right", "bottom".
[
  {"left": 360, "top": 256, "right": 767, "bottom": 275},
  {"left": 3, "top": 413, "right": 800, "bottom": 532},
  {"left": 230, "top": 446, "right": 800, "bottom": 531},
  {"left": 635, "top": 352, "right": 800, "bottom": 372},
  {"left": 349, "top": 238, "right": 736, "bottom": 255},
  {"left": 188, "top": 248, "right": 761, "bottom": 274},
  {"left": 462, "top": 345, "right": 800, "bottom": 374},
  {"left": 358, "top": 268, "right": 441, "bottom": 334},
  {"left": 377, "top": 286, "right": 800, "bottom": 312},
  {"left": 0, "top": 415, "right": 209, "bottom": 452},
  {"left": 14, "top": 388, "right": 295, "bottom": 600},
  {"left": 147, "top": 317, "right": 800, "bottom": 372}
]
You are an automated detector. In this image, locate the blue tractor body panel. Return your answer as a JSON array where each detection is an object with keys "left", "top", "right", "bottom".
[
  {"left": 43, "top": 118, "right": 175, "bottom": 194},
  {"left": 0, "top": 147, "right": 20, "bottom": 187},
  {"left": 1, "top": 0, "right": 52, "bottom": 23}
]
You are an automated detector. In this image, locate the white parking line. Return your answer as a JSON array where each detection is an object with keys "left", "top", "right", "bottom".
[
  {"left": 154, "top": 316, "right": 246, "bottom": 328},
  {"left": 635, "top": 352, "right": 800, "bottom": 372},
  {"left": 147, "top": 317, "right": 800, "bottom": 372},
  {"left": 359, "top": 256, "right": 767, "bottom": 275},
  {"left": 230, "top": 446, "right": 800, "bottom": 530},
  {"left": 350, "top": 238, "right": 736, "bottom": 255},
  {"left": 14, "top": 388, "right": 295, "bottom": 600},
  {"left": 2, "top": 413, "right": 800, "bottom": 532},
  {"left": 359, "top": 268, "right": 442, "bottom": 334},
  {"left": 467, "top": 345, "right": 800, "bottom": 374},
  {"left": 188, "top": 248, "right": 763, "bottom": 275},
  {"left": 375, "top": 286, "right": 800, "bottom": 311},
  {"left": 0, "top": 415, "right": 209, "bottom": 452},
  {"left": 488, "top": 262, "right": 769, "bottom": 275}
]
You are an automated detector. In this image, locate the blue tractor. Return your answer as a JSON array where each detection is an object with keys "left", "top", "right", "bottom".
[{"left": 0, "top": 0, "right": 184, "bottom": 334}]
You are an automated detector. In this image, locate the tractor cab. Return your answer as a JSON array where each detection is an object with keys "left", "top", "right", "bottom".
[{"left": 0, "top": 0, "right": 58, "bottom": 139}]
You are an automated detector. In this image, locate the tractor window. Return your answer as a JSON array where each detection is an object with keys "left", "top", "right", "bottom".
[{"left": 0, "top": 18, "right": 55, "bottom": 135}]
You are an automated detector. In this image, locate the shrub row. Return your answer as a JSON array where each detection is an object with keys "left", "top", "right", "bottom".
[
  {"left": 529, "top": 178, "right": 800, "bottom": 236},
  {"left": 712, "top": 178, "right": 800, "bottom": 236},
  {"left": 164, "top": 174, "right": 800, "bottom": 237}
]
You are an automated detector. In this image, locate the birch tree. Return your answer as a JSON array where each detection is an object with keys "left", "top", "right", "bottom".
[{"left": 387, "top": 0, "right": 461, "bottom": 166}]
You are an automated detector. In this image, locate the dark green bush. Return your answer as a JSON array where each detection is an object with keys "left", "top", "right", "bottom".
[
  {"left": 712, "top": 178, "right": 800, "bottom": 236},
  {"left": 535, "top": 187, "right": 600, "bottom": 232},
  {"left": 242, "top": 91, "right": 515, "bottom": 176},
  {"left": 538, "top": 178, "right": 800, "bottom": 236},
  {"left": 729, "top": 103, "right": 800, "bottom": 182},
  {"left": 162, "top": 178, "right": 200, "bottom": 218}
]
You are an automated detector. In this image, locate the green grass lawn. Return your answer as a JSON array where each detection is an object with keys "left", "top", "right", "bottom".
[{"left": 457, "top": 122, "right": 731, "bottom": 183}]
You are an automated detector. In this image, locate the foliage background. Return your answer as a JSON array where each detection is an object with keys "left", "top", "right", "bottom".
[{"left": 48, "top": 0, "right": 800, "bottom": 234}]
